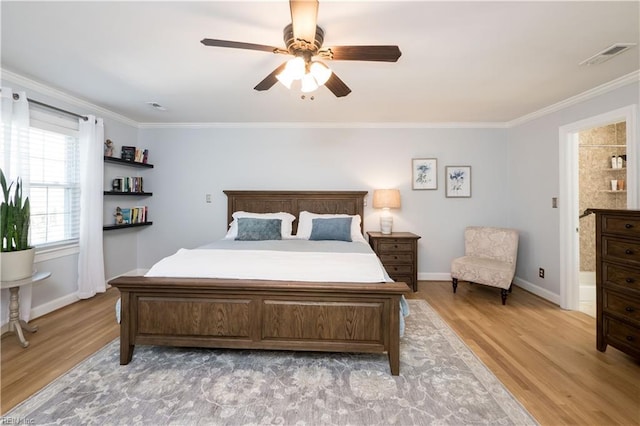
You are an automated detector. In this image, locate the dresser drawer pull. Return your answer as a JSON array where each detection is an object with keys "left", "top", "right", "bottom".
[
  {"left": 626, "top": 335, "right": 635, "bottom": 342},
  {"left": 625, "top": 223, "right": 634, "bottom": 229},
  {"left": 626, "top": 277, "right": 636, "bottom": 284},
  {"left": 625, "top": 306, "right": 636, "bottom": 313},
  {"left": 625, "top": 249, "right": 634, "bottom": 255}
]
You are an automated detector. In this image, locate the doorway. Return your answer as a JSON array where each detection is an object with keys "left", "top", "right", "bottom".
[
  {"left": 559, "top": 105, "right": 638, "bottom": 311},
  {"left": 577, "top": 122, "right": 627, "bottom": 317}
]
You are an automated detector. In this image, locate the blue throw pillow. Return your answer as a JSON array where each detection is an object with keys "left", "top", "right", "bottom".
[
  {"left": 309, "top": 217, "right": 352, "bottom": 242},
  {"left": 236, "top": 218, "right": 282, "bottom": 241}
]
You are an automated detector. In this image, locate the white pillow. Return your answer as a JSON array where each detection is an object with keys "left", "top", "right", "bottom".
[
  {"left": 296, "top": 211, "right": 364, "bottom": 241},
  {"left": 224, "top": 211, "right": 296, "bottom": 239}
]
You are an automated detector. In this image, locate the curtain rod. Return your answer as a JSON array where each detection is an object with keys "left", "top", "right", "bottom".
[{"left": 11, "top": 92, "right": 89, "bottom": 121}]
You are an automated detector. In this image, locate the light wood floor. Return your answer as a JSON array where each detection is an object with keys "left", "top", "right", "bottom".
[{"left": 2, "top": 283, "right": 639, "bottom": 425}]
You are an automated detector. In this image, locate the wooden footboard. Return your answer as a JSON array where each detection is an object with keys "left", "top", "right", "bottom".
[{"left": 109, "top": 276, "right": 409, "bottom": 375}]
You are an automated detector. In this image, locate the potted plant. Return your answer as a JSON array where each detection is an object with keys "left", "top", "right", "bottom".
[{"left": 1, "top": 168, "right": 35, "bottom": 281}]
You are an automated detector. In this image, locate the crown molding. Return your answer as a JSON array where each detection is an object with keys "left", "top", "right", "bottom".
[
  {"left": 137, "top": 121, "right": 509, "bottom": 129},
  {"left": 3, "top": 67, "right": 637, "bottom": 130},
  {"left": 506, "top": 70, "right": 640, "bottom": 128},
  {"left": 1, "top": 68, "right": 138, "bottom": 127}
]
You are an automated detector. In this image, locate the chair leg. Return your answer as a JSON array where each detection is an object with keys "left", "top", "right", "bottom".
[
  {"left": 501, "top": 288, "right": 508, "bottom": 305},
  {"left": 452, "top": 278, "right": 458, "bottom": 293},
  {"left": 508, "top": 283, "right": 513, "bottom": 293}
]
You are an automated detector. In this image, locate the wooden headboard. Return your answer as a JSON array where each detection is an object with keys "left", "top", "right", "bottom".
[{"left": 223, "top": 190, "right": 368, "bottom": 234}]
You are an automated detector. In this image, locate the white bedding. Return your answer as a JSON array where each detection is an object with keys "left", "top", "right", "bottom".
[{"left": 145, "top": 240, "right": 391, "bottom": 283}]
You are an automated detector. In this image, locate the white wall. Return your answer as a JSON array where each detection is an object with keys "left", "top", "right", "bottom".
[
  {"left": 137, "top": 126, "right": 509, "bottom": 277},
  {"left": 507, "top": 81, "right": 640, "bottom": 300}
]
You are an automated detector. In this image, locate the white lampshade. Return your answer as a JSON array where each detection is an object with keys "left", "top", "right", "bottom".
[{"left": 309, "top": 61, "right": 332, "bottom": 86}]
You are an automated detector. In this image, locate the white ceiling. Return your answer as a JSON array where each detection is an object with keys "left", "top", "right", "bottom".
[{"left": 1, "top": 1, "right": 639, "bottom": 124}]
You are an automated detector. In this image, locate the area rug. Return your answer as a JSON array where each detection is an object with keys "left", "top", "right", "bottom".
[{"left": 7, "top": 300, "right": 537, "bottom": 425}]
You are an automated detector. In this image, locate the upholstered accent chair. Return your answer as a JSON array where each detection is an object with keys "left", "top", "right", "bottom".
[{"left": 451, "top": 226, "right": 519, "bottom": 305}]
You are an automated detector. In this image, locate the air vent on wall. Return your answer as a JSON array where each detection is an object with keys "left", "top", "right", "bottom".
[{"left": 580, "top": 43, "right": 637, "bottom": 66}]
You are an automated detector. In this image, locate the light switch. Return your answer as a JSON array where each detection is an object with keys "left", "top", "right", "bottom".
[{"left": 206, "top": 194, "right": 212, "bottom": 203}]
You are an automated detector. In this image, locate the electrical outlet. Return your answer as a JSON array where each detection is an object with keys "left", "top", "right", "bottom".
[{"left": 539, "top": 268, "right": 545, "bottom": 278}]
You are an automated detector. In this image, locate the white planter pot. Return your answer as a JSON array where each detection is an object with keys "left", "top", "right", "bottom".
[{"left": 0, "top": 248, "right": 35, "bottom": 282}]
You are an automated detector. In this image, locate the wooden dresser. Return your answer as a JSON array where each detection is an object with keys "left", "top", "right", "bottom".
[
  {"left": 367, "top": 232, "right": 421, "bottom": 292},
  {"left": 588, "top": 209, "right": 640, "bottom": 359}
]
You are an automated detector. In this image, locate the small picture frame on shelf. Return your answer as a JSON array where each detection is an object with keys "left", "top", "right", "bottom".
[
  {"left": 445, "top": 166, "right": 472, "bottom": 198},
  {"left": 412, "top": 158, "right": 437, "bottom": 190},
  {"left": 121, "top": 146, "right": 136, "bottom": 162},
  {"left": 111, "top": 178, "right": 122, "bottom": 192}
]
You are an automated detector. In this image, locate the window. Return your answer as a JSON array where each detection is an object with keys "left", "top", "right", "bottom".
[
  {"left": 1, "top": 108, "right": 80, "bottom": 249},
  {"left": 28, "top": 127, "right": 80, "bottom": 247}
]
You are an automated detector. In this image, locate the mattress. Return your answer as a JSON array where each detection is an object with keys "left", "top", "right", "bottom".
[{"left": 145, "top": 239, "right": 393, "bottom": 283}]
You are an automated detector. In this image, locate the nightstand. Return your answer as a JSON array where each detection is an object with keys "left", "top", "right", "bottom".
[{"left": 367, "top": 231, "right": 421, "bottom": 292}]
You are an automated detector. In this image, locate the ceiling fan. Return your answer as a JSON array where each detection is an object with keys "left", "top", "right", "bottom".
[{"left": 200, "top": 0, "right": 401, "bottom": 97}]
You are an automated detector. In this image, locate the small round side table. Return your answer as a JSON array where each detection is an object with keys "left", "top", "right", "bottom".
[{"left": 1, "top": 271, "right": 51, "bottom": 348}]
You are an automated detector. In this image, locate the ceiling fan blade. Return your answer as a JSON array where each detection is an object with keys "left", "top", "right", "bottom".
[
  {"left": 290, "top": 0, "right": 318, "bottom": 44},
  {"left": 201, "top": 38, "right": 281, "bottom": 53},
  {"left": 324, "top": 73, "right": 351, "bottom": 98},
  {"left": 322, "top": 45, "right": 402, "bottom": 62},
  {"left": 254, "top": 62, "right": 287, "bottom": 91}
]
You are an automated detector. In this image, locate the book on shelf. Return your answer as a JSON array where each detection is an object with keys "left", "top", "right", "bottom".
[
  {"left": 120, "top": 208, "right": 131, "bottom": 224},
  {"left": 115, "top": 206, "right": 148, "bottom": 225},
  {"left": 112, "top": 176, "right": 143, "bottom": 193}
]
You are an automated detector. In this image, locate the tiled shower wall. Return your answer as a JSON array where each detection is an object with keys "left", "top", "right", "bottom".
[{"left": 579, "top": 122, "right": 627, "bottom": 272}]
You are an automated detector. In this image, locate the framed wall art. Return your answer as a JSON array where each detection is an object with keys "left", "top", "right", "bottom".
[
  {"left": 445, "top": 166, "right": 472, "bottom": 198},
  {"left": 412, "top": 158, "right": 437, "bottom": 190}
]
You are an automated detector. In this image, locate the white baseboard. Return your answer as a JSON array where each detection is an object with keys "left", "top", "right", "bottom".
[
  {"left": 1, "top": 292, "right": 81, "bottom": 334},
  {"left": 417, "top": 272, "right": 560, "bottom": 306},
  {"left": 418, "top": 272, "right": 452, "bottom": 281},
  {"left": 109, "top": 268, "right": 149, "bottom": 279},
  {"left": 513, "top": 276, "right": 561, "bottom": 305}
]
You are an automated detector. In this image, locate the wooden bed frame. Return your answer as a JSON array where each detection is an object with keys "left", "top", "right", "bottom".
[{"left": 109, "top": 190, "right": 410, "bottom": 375}]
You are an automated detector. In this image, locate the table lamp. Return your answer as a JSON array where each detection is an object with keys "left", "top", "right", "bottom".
[{"left": 373, "top": 189, "right": 401, "bottom": 234}]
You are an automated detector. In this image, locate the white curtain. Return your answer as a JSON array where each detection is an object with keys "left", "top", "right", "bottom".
[
  {"left": 0, "top": 88, "right": 32, "bottom": 323},
  {"left": 77, "top": 115, "right": 106, "bottom": 299}
]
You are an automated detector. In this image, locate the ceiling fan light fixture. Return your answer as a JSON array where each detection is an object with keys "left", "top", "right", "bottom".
[
  {"left": 309, "top": 61, "right": 332, "bottom": 86},
  {"left": 276, "top": 70, "right": 295, "bottom": 89},
  {"left": 300, "top": 73, "right": 319, "bottom": 93},
  {"left": 285, "top": 56, "right": 306, "bottom": 80}
]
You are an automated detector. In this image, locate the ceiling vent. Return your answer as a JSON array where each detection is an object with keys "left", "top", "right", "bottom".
[
  {"left": 145, "top": 101, "right": 167, "bottom": 111},
  {"left": 580, "top": 43, "right": 637, "bottom": 66}
]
